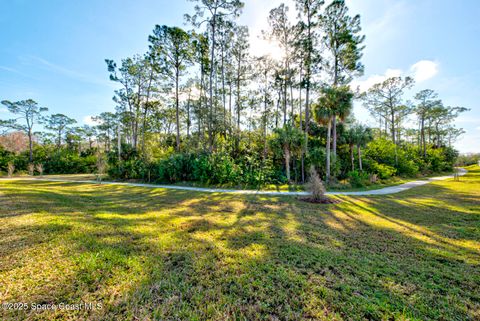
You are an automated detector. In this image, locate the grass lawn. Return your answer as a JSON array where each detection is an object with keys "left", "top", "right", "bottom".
[{"left": 0, "top": 167, "right": 479, "bottom": 320}]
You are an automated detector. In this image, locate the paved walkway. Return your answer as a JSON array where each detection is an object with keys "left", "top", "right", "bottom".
[{"left": 1, "top": 169, "right": 467, "bottom": 196}]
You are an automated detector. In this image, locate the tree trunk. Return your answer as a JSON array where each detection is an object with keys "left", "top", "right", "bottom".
[
  {"left": 263, "top": 87, "right": 268, "bottom": 160},
  {"left": 391, "top": 109, "right": 398, "bottom": 166},
  {"left": 290, "top": 81, "right": 294, "bottom": 124},
  {"left": 284, "top": 145, "right": 291, "bottom": 182},
  {"left": 421, "top": 116, "right": 426, "bottom": 157},
  {"left": 221, "top": 45, "right": 226, "bottom": 135},
  {"left": 358, "top": 146, "right": 363, "bottom": 171},
  {"left": 175, "top": 68, "right": 181, "bottom": 151},
  {"left": 229, "top": 81, "right": 233, "bottom": 135},
  {"left": 117, "top": 124, "right": 121, "bottom": 163},
  {"left": 28, "top": 130, "right": 33, "bottom": 162},
  {"left": 350, "top": 144, "right": 354, "bottom": 171},
  {"left": 326, "top": 117, "right": 332, "bottom": 183},
  {"left": 236, "top": 56, "right": 241, "bottom": 152},
  {"left": 186, "top": 88, "right": 191, "bottom": 138},
  {"left": 332, "top": 53, "right": 338, "bottom": 162},
  {"left": 332, "top": 116, "right": 337, "bottom": 161},
  {"left": 284, "top": 64, "right": 287, "bottom": 127},
  {"left": 299, "top": 66, "right": 304, "bottom": 183},
  {"left": 208, "top": 12, "right": 217, "bottom": 151},
  {"left": 141, "top": 68, "right": 154, "bottom": 154}
]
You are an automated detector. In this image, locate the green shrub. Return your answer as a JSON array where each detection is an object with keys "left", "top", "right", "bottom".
[
  {"left": 347, "top": 170, "right": 369, "bottom": 188},
  {"left": 371, "top": 162, "right": 397, "bottom": 179}
]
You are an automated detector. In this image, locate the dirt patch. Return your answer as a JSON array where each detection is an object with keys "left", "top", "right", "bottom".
[{"left": 298, "top": 196, "right": 341, "bottom": 204}]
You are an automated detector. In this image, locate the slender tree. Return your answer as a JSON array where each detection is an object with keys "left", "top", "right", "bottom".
[
  {"left": 271, "top": 124, "right": 305, "bottom": 182},
  {"left": 264, "top": 4, "right": 296, "bottom": 126},
  {"left": 350, "top": 124, "right": 372, "bottom": 171},
  {"left": 321, "top": 0, "right": 364, "bottom": 160},
  {"left": 1, "top": 99, "right": 48, "bottom": 162},
  {"left": 362, "top": 76, "right": 414, "bottom": 165},
  {"left": 106, "top": 55, "right": 157, "bottom": 151},
  {"left": 92, "top": 112, "right": 117, "bottom": 152},
  {"left": 295, "top": 0, "right": 324, "bottom": 182},
  {"left": 254, "top": 56, "right": 274, "bottom": 159},
  {"left": 414, "top": 89, "right": 440, "bottom": 157},
  {"left": 315, "top": 86, "right": 353, "bottom": 182},
  {"left": 185, "top": 0, "right": 244, "bottom": 149},
  {"left": 231, "top": 25, "right": 250, "bottom": 150},
  {"left": 149, "top": 25, "right": 194, "bottom": 151},
  {"left": 43, "top": 113, "right": 77, "bottom": 147}
]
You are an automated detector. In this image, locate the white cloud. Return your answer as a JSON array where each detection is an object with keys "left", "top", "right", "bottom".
[
  {"left": 410, "top": 60, "right": 439, "bottom": 82},
  {"left": 351, "top": 68, "right": 402, "bottom": 92},
  {"left": 83, "top": 116, "right": 99, "bottom": 126},
  {"left": 352, "top": 60, "right": 439, "bottom": 92}
]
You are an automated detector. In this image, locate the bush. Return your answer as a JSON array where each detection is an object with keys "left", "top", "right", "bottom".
[
  {"left": 0, "top": 145, "right": 15, "bottom": 173},
  {"left": 106, "top": 149, "right": 284, "bottom": 187},
  {"left": 157, "top": 153, "right": 194, "bottom": 183},
  {"left": 7, "top": 162, "right": 15, "bottom": 177},
  {"left": 364, "top": 139, "right": 422, "bottom": 176},
  {"left": 27, "top": 163, "right": 34, "bottom": 176},
  {"left": 347, "top": 170, "right": 369, "bottom": 188},
  {"left": 370, "top": 162, "right": 397, "bottom": 179}
]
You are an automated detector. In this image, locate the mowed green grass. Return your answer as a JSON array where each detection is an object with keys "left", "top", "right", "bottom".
[{"left": 0, "top": 167, "right": 479, "bottom": 321}]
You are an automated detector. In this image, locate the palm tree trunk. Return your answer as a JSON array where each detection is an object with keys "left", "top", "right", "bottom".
[
  {"left": 284, "top": 145, "right": 291, "bottom": 182},
  {"left": 326, "top": 117, "right": 331, "bottom": 184},
  {"left": 332, "top": 116, "right": 337, "bottom": 161}
]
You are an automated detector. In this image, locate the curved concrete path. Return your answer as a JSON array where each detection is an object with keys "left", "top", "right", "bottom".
[{"left": 1, "top": 169, "right": 467, "bottom": 196}]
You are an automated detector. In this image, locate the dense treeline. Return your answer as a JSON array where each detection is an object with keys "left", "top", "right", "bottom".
[{"left": 0, "top": 0, "right": 467, "bottom": 187}]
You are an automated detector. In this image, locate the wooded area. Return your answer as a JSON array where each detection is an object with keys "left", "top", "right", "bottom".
[{"left": 0, "top": 0, "right": 468, "bottom": 188}]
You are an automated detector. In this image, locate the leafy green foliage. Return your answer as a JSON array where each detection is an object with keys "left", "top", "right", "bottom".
[
  {"left": 369, "top": 162, "right": 397, "bottom": 179},
  {"left": 0, "top": 145, "right": 97, "bottom": 175},
  {"left": 347, "top": 170, "right": 369, "bottom": 187}
]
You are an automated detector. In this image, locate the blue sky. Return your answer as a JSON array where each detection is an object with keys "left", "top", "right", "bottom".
[{"left": 0, "top": 0, "right": 479, "bottom": 153}]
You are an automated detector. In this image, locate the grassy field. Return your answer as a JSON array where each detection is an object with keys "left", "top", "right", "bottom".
[{"left": 0, "top": 167, "right": 478, "bottom": 320}]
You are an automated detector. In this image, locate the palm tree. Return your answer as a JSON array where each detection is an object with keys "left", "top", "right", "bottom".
[
  {"left": 331, "top": 86, "right": 354, "bottom": 161},
  {"left": 315, "top": 86, "right": 352, "bottom": 183},
  {"left": 271, "top": 124, "right": 305, "bottom": 182},
  {"left": 345, "top": 126, "right": 357, "bottom": 171},
  {"left": 314, "top": 88, "right": 335, "bottom": 183},
  {"left": 353, "top": 124, "right": 373, "bottom": 171}
]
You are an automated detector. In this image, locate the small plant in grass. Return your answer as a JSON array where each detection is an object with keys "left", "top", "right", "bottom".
[
  {"left": 301, "top": 166, "right": 339, "bottom": 204},
  {"left": 27, "top": 163, "right": 35, "bottom": 176},
  {"left": 7, "top": 162, "right": 15, "bottom": 177},
  {"left": 96, "top": 153, "right": 107, "bottom": 183},
  {"left": 36, "top": 164, "right": 44, "bottom": 176}
]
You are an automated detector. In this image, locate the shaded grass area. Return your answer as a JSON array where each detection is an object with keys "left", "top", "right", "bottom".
[{"left": 0, "top": 167, "right": 479, "bottom": 320}]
